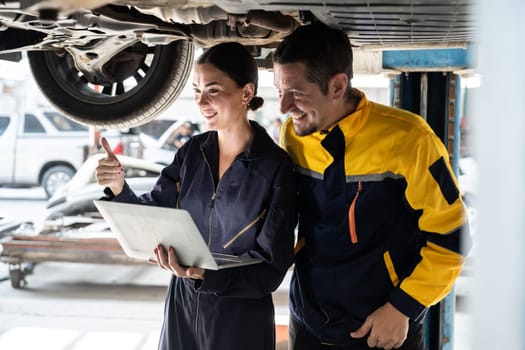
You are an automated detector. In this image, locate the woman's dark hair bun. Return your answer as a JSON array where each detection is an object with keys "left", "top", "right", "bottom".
[{"left": 248, "top": 96, "right": 264, "bottom": 111}]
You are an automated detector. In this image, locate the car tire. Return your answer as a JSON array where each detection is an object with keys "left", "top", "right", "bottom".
[
  {"left": 41, "top": 165, "right": 76, "bottom": 198},
  {"left": 9, "top": 267, "right": 23, "bottom": 289},
  {"left": 27, "top": 40, "right": 194, "bottom": 128}
]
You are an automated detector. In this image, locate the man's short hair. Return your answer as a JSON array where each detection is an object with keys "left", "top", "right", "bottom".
[{"left": 273, "top": 22, "right": 353, "bottom": 98}]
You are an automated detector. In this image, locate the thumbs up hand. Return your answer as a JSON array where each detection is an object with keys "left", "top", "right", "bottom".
[{"left": 95, "top": 137, "right": 125, "bottom": 195}]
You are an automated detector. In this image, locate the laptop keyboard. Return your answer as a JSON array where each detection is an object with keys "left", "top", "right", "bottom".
[{"left": 212, "top": 253, "right": 246, "bottom": 265}]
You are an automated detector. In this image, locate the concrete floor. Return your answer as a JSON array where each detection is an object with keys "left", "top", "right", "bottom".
[
  {"left": 0, "top": 262, "right": 471, "bottom": 350},
  {"left": 0, "top": 187, "right": 472, "bottom": 350}
]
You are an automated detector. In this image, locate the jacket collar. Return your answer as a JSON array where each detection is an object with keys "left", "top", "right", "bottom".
[
  {"left": 313, "top": 88, "right": 370, "bottom": 139},
  {"left": 336, "top": 88, "right": 370, "bottom": 138}
]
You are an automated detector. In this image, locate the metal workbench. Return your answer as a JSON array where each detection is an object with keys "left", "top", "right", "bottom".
[{"left": 0, "top": 218, "right": 145, "bottom": 288}]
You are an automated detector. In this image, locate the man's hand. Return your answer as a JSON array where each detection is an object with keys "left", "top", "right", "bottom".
[
  {"left": 95, "top": 137, "right": 125, "bottom": 195},
  {"left": 350, "top": 302, "right": 409, "bottom": 350},
  {"left": 154, "top": 244, "right": 205, "bottom": 280}
]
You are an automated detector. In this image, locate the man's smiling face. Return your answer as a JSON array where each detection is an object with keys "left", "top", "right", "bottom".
[{"left": 273, "top": 62, "right": 332, "bottom": 136}]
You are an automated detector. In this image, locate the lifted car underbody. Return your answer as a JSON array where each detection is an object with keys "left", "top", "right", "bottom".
[{"left": 0, "top": 0, "right": 475, "bottom": 127}]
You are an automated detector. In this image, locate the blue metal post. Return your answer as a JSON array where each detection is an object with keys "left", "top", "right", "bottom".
[
  {"left": 452, "top": 75, "right": 464, "bottom": 172},
  {"left": 383, "top": 48, "right": 473, "bottom": 350}
]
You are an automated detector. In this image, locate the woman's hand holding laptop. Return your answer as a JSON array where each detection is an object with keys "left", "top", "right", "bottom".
[
  {"left": 94, "top": 139, "right": 204, "bottom": 279},
  {"left": 153, "top": 244, "right": 205, "bottom": 280}
]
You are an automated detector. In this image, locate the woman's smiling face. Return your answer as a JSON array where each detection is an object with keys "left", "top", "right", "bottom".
[{"left": 193, "top": 63, "right": 250, "bottom": 131}]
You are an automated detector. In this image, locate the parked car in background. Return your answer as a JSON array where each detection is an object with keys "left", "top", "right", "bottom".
[
  {"left": 0, "top": 110, "right": 145, "bottom": 198},
  {"left": 45, "top": 153, "right": 163, "bottom": 220},
  {"left": 140, "top": 119, "right": 200, "bottom": 165},
  {"left": 139, "top": 121, "right": 180, "bottom": 165},
  {"left": 139, "top": 118, "right": 180, "bottom": 141},
  {"left": 0, "top": 110, "right": 91, "bottom": 198}
]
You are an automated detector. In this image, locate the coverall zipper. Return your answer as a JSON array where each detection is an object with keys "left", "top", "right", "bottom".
[
  {"left": 194, "top": 150, "right": 222, "bottom": 336},
  {"left": 203, "top": 151, "right": 221, "bottom": 247},
  {"left": 194, "top": 292, "right": 201, "bottom": 337}
]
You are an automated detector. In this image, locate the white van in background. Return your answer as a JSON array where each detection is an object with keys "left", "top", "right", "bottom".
[{"left": 0, "top": 110, "right": 132, "bottom": 198}]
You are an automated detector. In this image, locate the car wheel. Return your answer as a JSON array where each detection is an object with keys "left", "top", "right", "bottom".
[
  {"left": 27, "top": 40, "right": 194, "bottom": 128},
  {"left": 9, "top": 267, "right": 23, "bottom": 289},
  {"left": 41, "top": 165, "right": 75, "bottom": 198}
]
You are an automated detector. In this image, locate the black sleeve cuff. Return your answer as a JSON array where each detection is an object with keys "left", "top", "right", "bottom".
[
  {"left": 101, "top": 187, "right": 115, "bottom": 199},
  {"left": 389, "top": 288, "right": 427, "bottom": 321},
  {"left": 192, "top": 270, "right": 227, "bottom": 294}
]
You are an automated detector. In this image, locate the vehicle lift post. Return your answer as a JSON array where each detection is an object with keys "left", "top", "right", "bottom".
[{"left": 383, "top": 46, "right": 476, "bottom": 350}]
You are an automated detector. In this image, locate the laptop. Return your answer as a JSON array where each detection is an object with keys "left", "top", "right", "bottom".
[{"left": 93, "top": 200, "right": 263, "bottom": 270}]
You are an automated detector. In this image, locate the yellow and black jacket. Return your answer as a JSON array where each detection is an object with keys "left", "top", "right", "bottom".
[{"left": 281, "top": 89, "right": 469, "bottom": 345}]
